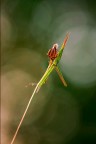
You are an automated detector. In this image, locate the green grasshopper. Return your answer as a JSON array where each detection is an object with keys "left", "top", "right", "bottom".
[{"left": 10, "top": 33, "right": 70, "bottom": 144}]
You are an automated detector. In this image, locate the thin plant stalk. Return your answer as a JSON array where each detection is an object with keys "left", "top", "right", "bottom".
[{"left": 10, "top": 33, "right": 70, "bottom": 144}]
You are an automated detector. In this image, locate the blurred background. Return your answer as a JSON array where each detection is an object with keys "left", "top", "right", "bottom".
[{"left": 1, "top": 0, "right": 96, "bottom": 144}]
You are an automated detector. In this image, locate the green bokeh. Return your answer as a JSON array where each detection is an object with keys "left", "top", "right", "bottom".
[{"left": 1, "top": 0, "right": 96, "bottom": 144}]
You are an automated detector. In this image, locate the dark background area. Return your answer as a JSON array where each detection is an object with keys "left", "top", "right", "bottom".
[{"left": 1, "top": 0, "right": 96, "bottom": 144}]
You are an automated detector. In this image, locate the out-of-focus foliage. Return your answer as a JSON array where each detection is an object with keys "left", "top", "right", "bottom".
[{"left": 1, "top": 0, "right": 96, "bottom": 144}]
